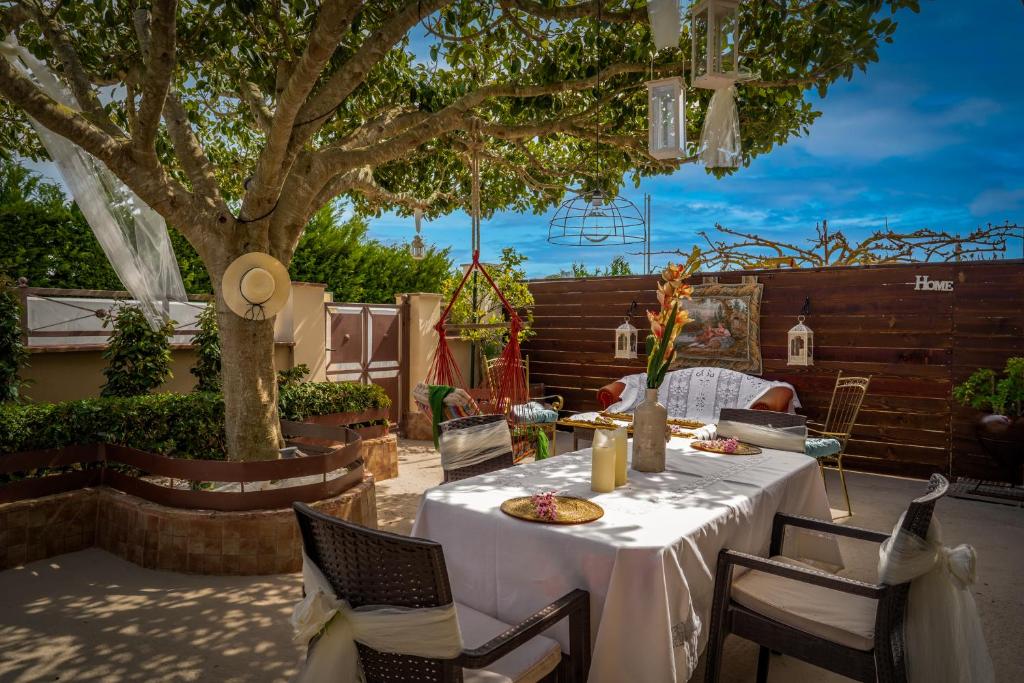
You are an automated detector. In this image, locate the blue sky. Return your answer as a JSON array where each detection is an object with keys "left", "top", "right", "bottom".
[{"left": 368, "top": 1, "right": 1024, "bottom": 277}]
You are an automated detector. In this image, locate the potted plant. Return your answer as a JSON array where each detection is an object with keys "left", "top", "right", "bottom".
[{"left": 953, "top": 357, "right": 1024, "bottom": 481}]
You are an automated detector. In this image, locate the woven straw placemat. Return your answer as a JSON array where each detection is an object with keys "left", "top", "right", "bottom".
[{"left": 500, "top": 496, "right": 604, "bottom": 524}]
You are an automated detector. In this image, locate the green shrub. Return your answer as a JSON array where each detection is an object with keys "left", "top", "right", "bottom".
[
  {"left": 101, "top": 304, "right": 175, "bottom": 397},
  {"left": 0, "top": 276, "right": 27, "bottom": 402},
  {"left": 278, "top": 380, "right": 391, "bottom": 422},
  {"left": 0, "top": 381, "right": 390, "bottom": 458},
  {"left": 190, "top": 302, "right": 221, "bottom": 392}
]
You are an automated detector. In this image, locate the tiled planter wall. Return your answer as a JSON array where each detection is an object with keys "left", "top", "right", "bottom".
[{"left": 0, "top": 476, "right": 376, "bottom": 573}]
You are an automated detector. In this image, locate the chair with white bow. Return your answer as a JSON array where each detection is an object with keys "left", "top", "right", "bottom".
[
  {"left": 292, "top": 503, "right": 591, "bottom": 683},
  {"left": 704, "top": 474, "right": 993, "bottom": 683}
]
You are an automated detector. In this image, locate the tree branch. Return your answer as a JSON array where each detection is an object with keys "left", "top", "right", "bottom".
[
  {"left": 163, "top": 92, "right": 224, "bottom": 205},
  {"left": 501, "top": 0, "right": 647, "bottom": 24},
  {"left": 238, "top": 80, "right": 273, "bottom": 134},
  {"left": 132, "top": 1, "right": 178, "bottom": 154},
  {"left": 243, "top": 0, "right": 363, "bottom": 218}
]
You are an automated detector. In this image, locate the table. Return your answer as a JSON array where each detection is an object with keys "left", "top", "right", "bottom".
[{"left": 412, "top": 438, "right": 841, "bottom": 682}]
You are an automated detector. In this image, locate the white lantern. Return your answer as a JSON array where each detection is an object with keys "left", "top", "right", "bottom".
[
  {"left": 689, "top": 0, "right": 742, "bottom": 90},
  {"left": 410, "top": 208, "right": 425, "bottom": 260},
  {"left": 647, "top": 77, "right": 686, "bottom": 159},
  {"left": 615, "top": 319, "right": 639, "bottom": 360},
  {"left": 647, "top": 0, "right": 683, "bottom": 50},
  {"left": 787, "top": 315, "right": 813, "bottom": 366}
]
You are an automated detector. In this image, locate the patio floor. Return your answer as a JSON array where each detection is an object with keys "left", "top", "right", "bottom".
[{"left": 1, "top": 435, "right": 1022, "bottom": 682}]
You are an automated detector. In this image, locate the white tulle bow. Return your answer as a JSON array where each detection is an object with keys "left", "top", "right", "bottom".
[
  {"left": 877, "top": 517, "right": 993, "bottom": 683},
  {"left": 293, "top": 552, "right": 463, "bottom": 683}
]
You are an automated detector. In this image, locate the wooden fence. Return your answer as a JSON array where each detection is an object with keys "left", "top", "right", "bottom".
[{"left": 523, "top": 260, "right": 1023, "bottom": 481}]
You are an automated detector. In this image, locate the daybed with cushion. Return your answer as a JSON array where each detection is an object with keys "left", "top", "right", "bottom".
[{"left": 597, "top": 367, "right": 799, "bottom": 423}]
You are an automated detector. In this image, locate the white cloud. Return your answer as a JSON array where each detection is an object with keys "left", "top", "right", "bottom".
[{"left": 969, "top": 188, "right": 1024, "bottom": 216}]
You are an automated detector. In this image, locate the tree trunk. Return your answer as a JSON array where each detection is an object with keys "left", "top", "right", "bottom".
[{"left": 217, "top": 291, "right": 283, "bottom": 461}]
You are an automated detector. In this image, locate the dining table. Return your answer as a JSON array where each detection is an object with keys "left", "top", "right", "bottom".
[{"left": 411, "top": 436, "right": 842, "bottom": 683}]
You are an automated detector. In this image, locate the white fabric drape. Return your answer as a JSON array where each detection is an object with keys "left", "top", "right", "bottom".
[
  {"left": 877, "top": 517, "right": 994, "bottom": 683},
  {"left": 293, "top": 552, "right": 464, "bottom": 683},
  {"left": 699, "top": 86, "right": 742, "bottom": 169},
  {"left": 440, "top": 419, "right": 513, "bottom": 471},
  {"left": 646, "top": 0, "right": 682, "bottom": 50},
  {"left": 0, "top": 36, "right": 186, "bottom": 329}
]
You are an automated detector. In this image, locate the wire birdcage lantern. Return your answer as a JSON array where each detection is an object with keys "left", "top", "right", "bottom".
[{"left": 548, "top": 190, "right": 647, "bottom": 245}]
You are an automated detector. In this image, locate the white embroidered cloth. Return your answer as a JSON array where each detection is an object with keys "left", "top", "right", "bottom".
[
  {"left": 877, "top": 517, "right": 993, "bottom": 683},
  {"left": 609, "top": 367, "right": 799, "bottom": 423},
  {"left": 413, "top": 438, "right": 840, "bottom": 682},
  {"left": 293, "top": 552, "right": 463, "bottom": 683},
  {"left": 440, "top": 419, "right": 513, "bottom": 471}
]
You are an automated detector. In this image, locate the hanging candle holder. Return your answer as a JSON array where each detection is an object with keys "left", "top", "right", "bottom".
[
  {"left": 646, "top": 77, "right": 686, "bottom": 160},
  {"left": 787, "top": 315, "right": 814, "bottom": 366},
  {"left": 689, "top": 0, "right": 743, "bottom": 91},
  {"left": 410, "top": 208, "right": 425, "bottom": 260}
]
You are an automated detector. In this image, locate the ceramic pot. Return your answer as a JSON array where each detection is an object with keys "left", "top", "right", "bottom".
[
  {"left": 975, "top": 413, "right": 1024, "bottom": 484},
  {"left": 632, "top": 388, "right": 668, "bottom": 473}
]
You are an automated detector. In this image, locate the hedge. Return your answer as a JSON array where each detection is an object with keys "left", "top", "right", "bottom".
[{"left": 0, "top": 381, "right": 391, "bottom": 460}]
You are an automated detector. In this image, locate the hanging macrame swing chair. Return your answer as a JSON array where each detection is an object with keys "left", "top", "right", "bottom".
[{"left": 420, "top": 150, "right": 543, "bottom": 463}]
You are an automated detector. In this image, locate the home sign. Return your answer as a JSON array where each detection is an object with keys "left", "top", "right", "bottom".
[{"left": 911, "top": 275, "right": 954, "bottom": 292}]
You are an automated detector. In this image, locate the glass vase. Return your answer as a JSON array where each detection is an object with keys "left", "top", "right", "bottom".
[{"left": 632, "top": 388, "right": 667, "bottom": 473}]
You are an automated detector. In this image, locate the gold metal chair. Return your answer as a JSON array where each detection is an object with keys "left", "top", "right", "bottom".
[
  {"left": 806, "top": 371, "right": 871, "bottom": 516},
  {"left": 484, "top": 355, "right": 563, "bottom": 456}
]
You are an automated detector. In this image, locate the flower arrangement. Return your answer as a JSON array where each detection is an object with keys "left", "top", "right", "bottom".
[
  {"left": 645, "top": 248, "right": 700, "bottom": 390},
  {"left": 694, "top": 437, "right": 740, "bottom": 454},
  {"left": 530, "top": 491, "right": 559, "bottom": 522}
]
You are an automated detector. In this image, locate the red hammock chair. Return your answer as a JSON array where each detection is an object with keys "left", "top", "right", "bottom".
[
  {"left": 427, "top": 249, "right": 527, "bottom": 413},
  {"left": 427, "top": 249, "right": 544, "bottom": 460}
]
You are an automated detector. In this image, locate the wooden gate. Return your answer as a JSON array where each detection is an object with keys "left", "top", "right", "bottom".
[{"left": 325, "top": 303, "right": 403, "bottom": 424}]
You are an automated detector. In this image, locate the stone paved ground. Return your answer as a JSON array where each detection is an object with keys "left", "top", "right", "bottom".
[{"left": 1, "top": 435, "right": 1022, "bottom": 682}]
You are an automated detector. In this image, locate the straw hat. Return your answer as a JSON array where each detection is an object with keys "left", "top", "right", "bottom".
[{"left": 222, "top": 252, "right": 291, "bottom": 320}]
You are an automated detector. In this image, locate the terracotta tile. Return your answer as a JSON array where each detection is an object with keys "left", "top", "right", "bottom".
[
  {"left": 6, "top": 525, "right": 26, "bottom": 547},
  {"left": 256, "top": 554, "right": 277, "bottom": 575},
  {"left": 204, "top": 554, "right": 224, "bottom": 574},
  {"left": 238, "top": 533, "right": 258, "bottom": 556},
  {"left": 5, "top": 510, "right": 28, "bottom": 529},
  {"left": 221, "top": 554, "right": 241, "bottom": 574},
  {"left": 188, "top": 535, "right": 206, "bottom": 555},
  {"left": 6, "top": 544, "right": 26, "bottom": 567},
  {"left": 222, "top": 532, "right": 240, "bottom": 555},
  {"left": 257, "top": 525, "right": 278, "bottom": 556},
  {"left": 236, "top": 555, "right": 258, "bottom": 575}
]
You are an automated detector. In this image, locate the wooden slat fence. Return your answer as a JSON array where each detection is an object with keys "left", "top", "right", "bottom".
[{"left": 523, "top": 260, "right": 1024, "bottom": 481}]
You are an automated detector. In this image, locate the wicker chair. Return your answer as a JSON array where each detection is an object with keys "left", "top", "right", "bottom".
[
  {"left": 439, "top": 414, "right": 516, "bottom": 483},
  {"left": 805, "top": 372, "right": 872, "bottom": 515},
  {"left": 485, "top": 356, "right": 563, "bottom": 455},
  {"left": 703, "top": 473, "right": 949, "bottom": 683},
  {"left": 293, "top": 503, "right": 592, "bottom": 683}
]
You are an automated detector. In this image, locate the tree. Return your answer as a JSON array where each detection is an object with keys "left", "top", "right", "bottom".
[
  {"left": 0, "top": 0, "right": 915, "bottom": 459},
  {"left": 0, "top": 274, "right": 27, "bottom": 402},
  {"left": 190, "top": 300, "right": 221, "bottom": 393}
]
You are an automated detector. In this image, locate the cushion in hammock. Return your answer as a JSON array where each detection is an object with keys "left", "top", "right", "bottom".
[{"left": 512, "top": 401, "right": 558, "bottom": 424}]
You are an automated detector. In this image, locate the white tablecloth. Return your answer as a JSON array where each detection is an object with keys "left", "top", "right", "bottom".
[{"left": 412, "top": 438, "right": 841, "bottom": 683}]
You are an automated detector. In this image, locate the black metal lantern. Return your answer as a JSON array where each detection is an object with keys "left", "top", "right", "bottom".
[{"left": 547, "top": 190, "right": 647, "bottom": 246}]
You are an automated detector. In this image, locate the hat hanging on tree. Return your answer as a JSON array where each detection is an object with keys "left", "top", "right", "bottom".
[{"left": 222, "top": 252, "right": 291, "bottom": 320}]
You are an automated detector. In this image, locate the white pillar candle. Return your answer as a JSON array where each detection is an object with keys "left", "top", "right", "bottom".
[
  {"left": 591, "top": 429, "right": 616, "bottom": 493},
  {"left": 613, "top": 427, "right": 628, "bottom": 487}
]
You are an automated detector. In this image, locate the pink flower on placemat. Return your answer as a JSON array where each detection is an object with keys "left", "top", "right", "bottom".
[
  {"left": 531, "top": 491, "right": 559, "bottom": 521},
  {"left": 721, "top": 438, "right": 739, "bottom": 454}
]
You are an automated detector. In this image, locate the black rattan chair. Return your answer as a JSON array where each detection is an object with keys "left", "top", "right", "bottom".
[
  {"left": 293, "top": 503, "right": 591, "bottom": 682},
  {"left": 439, "top": 414, "right": 516, "bottom": 483},
  {"left": 704, "top": 473, "right": 949, "bottom": 683}
]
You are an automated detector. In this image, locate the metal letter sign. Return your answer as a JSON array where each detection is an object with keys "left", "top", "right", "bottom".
[{"left": 910, "top": 275, "right": 954, "bottom": 292}]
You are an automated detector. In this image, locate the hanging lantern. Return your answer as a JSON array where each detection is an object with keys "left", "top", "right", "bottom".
[
  {"left": 787, "top": 315, "right": 813, "bottom": 366},
  {"left": 615, "top": 319, "right": 639, "bottom": 360},
  {"left": 410, "top": 208, "right": 425, "bottom": 260},
  {"left": 647, "top": 77, "right": 686, "bottom": 160},
  {"left": 647, "top": 0, "right": 682, "bottom": 50},
  {"left": 689, "top": 0, "right": 742, "bottom": 90}
]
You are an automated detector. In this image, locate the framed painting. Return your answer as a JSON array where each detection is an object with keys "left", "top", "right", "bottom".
[{"left": 669, "top": 282, "right": 763, "bottom": 375}]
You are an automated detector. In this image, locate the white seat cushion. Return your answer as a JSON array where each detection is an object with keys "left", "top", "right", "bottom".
[
  {"left": 456, "top": 602, "right": 561, "bottom": 683},
  {"left": 731, "top": 556, "right": 877, "bottom": 651}
]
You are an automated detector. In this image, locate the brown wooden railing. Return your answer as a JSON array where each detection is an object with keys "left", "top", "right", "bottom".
[{"left": 0, "top": 424, "right": 364, "bottom": 511}]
